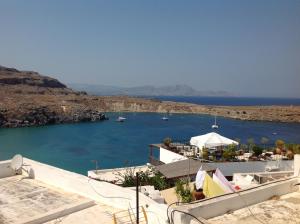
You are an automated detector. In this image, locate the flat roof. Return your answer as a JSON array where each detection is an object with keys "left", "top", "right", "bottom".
[{"left": 155, "top": 159, "right": 216, "bottom": 179}]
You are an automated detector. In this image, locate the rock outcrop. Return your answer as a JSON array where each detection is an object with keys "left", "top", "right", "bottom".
[{"left": 0, "top": 65, "right": 107, "bottom": 127}]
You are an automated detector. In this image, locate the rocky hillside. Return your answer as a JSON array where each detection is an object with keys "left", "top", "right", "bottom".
[
  {"left": 0, "top": 65, "right": 106, "bottom": 127},
  {"left": 0, "top": 65, "right": 300, "bottom": 128}
]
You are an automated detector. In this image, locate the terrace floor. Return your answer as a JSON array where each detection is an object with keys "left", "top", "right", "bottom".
[{"left": 209, "top": 191, "right": 300, "bottom": 224}]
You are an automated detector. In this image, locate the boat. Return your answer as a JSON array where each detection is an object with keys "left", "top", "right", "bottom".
[
  {"left": 211, "top": 115, "right": 219, "bottom": 129},
  {"left": 116, "top": 116, "right": 126, "bottom": 122},
  {"left": 161, "top": 111, "right": 169, "bottom": 121}
]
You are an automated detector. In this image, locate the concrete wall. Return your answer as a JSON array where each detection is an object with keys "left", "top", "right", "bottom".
[
  {"left": 23, "top": 158, "right": 168, "bottom": 224},
  {"left": 0, "top": 160, "right": 15, "bottom": 178},
  {"left": 159, "top": 147, "right": 187, "bottom": 164},
  {"left": 173, "top": 177, "right": 299, "bottom": 223}
]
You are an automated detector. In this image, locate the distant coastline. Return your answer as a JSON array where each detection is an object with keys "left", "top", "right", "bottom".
[{"left": 143, "top": 96, "right": 300, "bottom": 106}]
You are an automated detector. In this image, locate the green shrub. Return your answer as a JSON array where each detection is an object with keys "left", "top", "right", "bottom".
[{"left": 116, "top": 167, "right": 169, "bottom": 190}]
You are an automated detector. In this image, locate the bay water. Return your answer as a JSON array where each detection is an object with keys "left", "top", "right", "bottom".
[{"left": 0, "top": 112, "right": 300, "bottom": 175}]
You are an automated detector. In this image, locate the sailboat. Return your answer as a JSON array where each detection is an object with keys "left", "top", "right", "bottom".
[
  {"left": 212, "top": 115, "right": 219, "bottom": 129},
  {"left": 161, "top": 116, "right": 169, "bottom": 121},
  {"left": 161, "top": 111, "right": 169, "bottom": 121},
  {"left": 116, "top": 112, "right": 126, "bottom": 122},
  {"left": 116, "top": 116, "right": 126, "bottom": 122}
]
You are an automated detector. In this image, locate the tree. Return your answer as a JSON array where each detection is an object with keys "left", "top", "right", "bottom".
[
  {"left": 275, "top": 139, "right": 285, "bottom": 150},
  {"left": 260, "top": 137, "right": 269, "bottom": 149},
  {"left": 163, "top": 137, "right": 172, "bottom": 148},
  {"left": 222, "top": 144, "right": 237, "bottom": 161},
  {"left": 275, "top": 139, "right": 285, "bottom": 154},
  {"left": 247, "top": 138, "right": 255, "bottom": 151},
  {"left": 294, "top": 144, "right": 300, "bottom": 154},
  {"left": 202, "top": 148, "right": 209, "bottom": 160},
  {"left": 234, "top": 138, "right": 241, "bottom": 150}
]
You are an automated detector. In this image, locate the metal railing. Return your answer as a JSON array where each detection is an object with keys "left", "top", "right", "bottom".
[
  {"left": 149, "top": 156, "right": 164, "bottom": 166},
  {"left": 113, "top": 206, "right": 148, "bottom": 224}
]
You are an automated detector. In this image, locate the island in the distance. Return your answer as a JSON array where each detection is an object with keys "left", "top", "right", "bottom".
[{"left": 0, "top": 65, "right": 300, "bottom": 128}]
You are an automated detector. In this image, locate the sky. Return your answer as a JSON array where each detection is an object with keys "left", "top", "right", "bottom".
[{"left": 0, "top": 0, "right": 299, "bottom": 98}]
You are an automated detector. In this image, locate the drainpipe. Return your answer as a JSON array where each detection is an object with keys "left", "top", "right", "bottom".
[{"left": 294, "top": 154, "right": 300, "bottom": 177}]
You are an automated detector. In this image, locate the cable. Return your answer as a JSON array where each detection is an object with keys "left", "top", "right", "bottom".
[
  {"left": 170, "top": 209, "right": 205, "bottom": 224},
  {"left": 87, "top": 177, "right": 132, "bottom": 200},
  {"left": 235, "top": 191, "right": 266, "bottom": 224}
]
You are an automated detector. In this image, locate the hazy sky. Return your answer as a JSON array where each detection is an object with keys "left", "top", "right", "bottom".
[{"left": 0, "top": 0, "right": 299, "bottom": 97}]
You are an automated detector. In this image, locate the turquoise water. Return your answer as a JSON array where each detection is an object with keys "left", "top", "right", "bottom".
[{"left": 0, "top": 112, "right": 300, "bottom": 175}]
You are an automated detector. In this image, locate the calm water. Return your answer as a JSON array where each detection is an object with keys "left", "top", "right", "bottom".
[
  {"left": 0, "top": 112, "right": 300, "bottom": 175},
  {"left": 150, "top": 96, "right": 300, "bottom": 106}
]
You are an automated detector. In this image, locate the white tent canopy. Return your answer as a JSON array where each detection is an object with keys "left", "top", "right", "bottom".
[{"left": 190, "top": 132, "right": 238, "bottom": 150}]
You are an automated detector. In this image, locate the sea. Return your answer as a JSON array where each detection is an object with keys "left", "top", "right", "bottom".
[{"left": 0, "top": 96, "right": 300, "bottom": 175}]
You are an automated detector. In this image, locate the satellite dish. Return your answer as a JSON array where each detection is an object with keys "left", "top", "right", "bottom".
[{"left": 10, "top": 154, "right": 23, "bottom": 172}]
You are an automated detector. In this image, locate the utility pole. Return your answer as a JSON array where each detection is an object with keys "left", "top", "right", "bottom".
[{"left": 91, "top": 160, "right": 98, "bottom": 172}]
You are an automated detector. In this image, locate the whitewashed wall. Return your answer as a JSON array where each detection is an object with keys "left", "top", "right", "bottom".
[{"left": 159, "top": 147, "right": 187, "bottom": 164}]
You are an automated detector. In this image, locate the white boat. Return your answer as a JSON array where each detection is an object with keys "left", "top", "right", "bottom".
[
  {"left": 161, "top": 116, "right": 169, "bottom": 121},
  {"left": 116, "top": 116, "right": 126, "bottom": 122},
  {"left": 212, "top": 115, "right": 219, "bottom": 129}
]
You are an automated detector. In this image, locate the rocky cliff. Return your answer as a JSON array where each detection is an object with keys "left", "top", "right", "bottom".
[{"left": 0, "top": 65, "right": 300, "bottom": 128}]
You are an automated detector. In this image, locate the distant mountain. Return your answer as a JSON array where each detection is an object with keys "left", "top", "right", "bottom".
[{"left": 68, "top": 83, "right": 232, "bottom": 97}]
